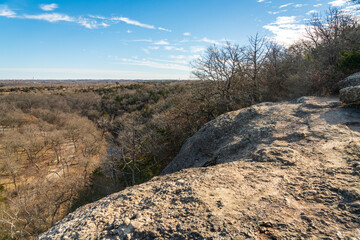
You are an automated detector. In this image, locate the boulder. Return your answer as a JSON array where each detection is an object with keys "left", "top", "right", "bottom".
[
  {"left": 338, "top": 72, "right": 360, "bottom": 89},
  {"left": 340, "top": 85, "right": 360, "bottom": 105}
]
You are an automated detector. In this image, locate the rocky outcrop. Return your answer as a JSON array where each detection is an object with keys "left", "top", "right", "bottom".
[
  {"left": 37, "top": 97, "right": 360, "bottom": 239},
  {"left": 339, "top": 72, "right": 360, "bottom": 105}
]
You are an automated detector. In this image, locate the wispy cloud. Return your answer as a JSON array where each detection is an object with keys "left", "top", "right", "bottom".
[
  {"left": 78, "top": 17, "right": 108, "bottom": 29},
  {"left": 164, "top": 46, "right": 186, "bottom": 52},
  {"left": 158, "top": 27, "right": 171, "bottom": 32},
  {"left": 294, "top": 4, "right": 306, "bottom": 8},
  {"left": 88, "top": 15, "right": 106, "bottom": 20},
  {"left": 184, "top": 32, "right": 191, "bottom": 36},
  {"left": 154, "top": 40, "right": 170, "bottom": 45},
  {"left": 200, "top": 37, "right": 220, "bottom": 45},
  {"left": 23, "top": 13, "right": 74, "bottom": 22},
  {"left": 306, "top": 10, "right": 319, "bottom": 15},
  {"left": 39, "top": 3, "right": 58, "bottom": 11},
  {"left": 279, "top": 3, "right": 293, "bottom": 8},
  {"left": 111, "top": 17, "right": 155, "bottom": 29},
  {"left": 0, "top": 4, "right": 169, "bottom": 31},
  {"left": 314, "top": 4, "right": 323, "bottom": 7},
  {"left": 0, "top": 5, "right": 16, "bottom": 17},
  {"left": 268, "top": 10, "right": 287, "bottom": 15}
]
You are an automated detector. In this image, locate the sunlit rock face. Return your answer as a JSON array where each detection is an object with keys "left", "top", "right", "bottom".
[
  {"left": 339, "top": 72, "right": 360, "bottom": 106},
  {"left": 37, "top": 96, "right": 360, "bottom": 239}
]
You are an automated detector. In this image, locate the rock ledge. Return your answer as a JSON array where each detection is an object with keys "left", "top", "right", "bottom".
[{"left": 37, "top": 97, "right": 360, "bottom": 239}]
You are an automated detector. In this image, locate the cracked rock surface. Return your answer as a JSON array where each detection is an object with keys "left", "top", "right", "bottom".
[{"left": 37, "top": 97, "right": 360, "bottom": 239}]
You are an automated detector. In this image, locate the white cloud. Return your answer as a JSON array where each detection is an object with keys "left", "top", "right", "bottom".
[
  {"left": 149, "top": 46, "right": 160, "bottom": 50},
  {"left": 164, "top": 46, "right": 186, "bottom": 52},
  {"left": 23, "top": 13, "right": 74, "bottom": 22},
  {"left": 184, "top": 32, "right": 191, "bottom": 36},
  {"left": 263, "top": 16, "right": 307, "bottom": 46},
  {"left": 306, "top": 9, "right": 319, "bottom": 15},
  {"left": 257, "top": 0, "right": 265, "bottom": 2},
  {"left": 294, "top": 4, "right": 306, "bottom": 8},
  {"left": 111, "top": 17, "right": 155, "bottom": 29},
  {"left": 88, "top": 15, "right": 106, "bottom": 20},
  {"left": 268, "top": 10, "right": 287, "bottom": 14},
  {"left": 328, "top": 0, "right": 349, "bottom": 7},
  {"left": 127, "top": 30, "right": 132, "bottom": 33},
  {"left": 201, "top": 37, "right": 220, "bottom": 45},
  {"left": 116, "top": 58, "right": 189, "bottom": 71},
  {"left": 0, "top": 6, "right": 166, "bottom": 31},
  {"left": 154, "top": 40, "right": 169, "bottom": 45},
  {"left": 314, "top": 4, "right": 322, "bottom": 7},
  {"left": 341, "top": 3, "right": 360, "bottom": 15},
  {"left": 279, "top": 3, "right": 293, "bottom": 8},
  {"left": 39, "top": 3, "right": 58, "bottom": 11},
  {"left": 158, "top": 27, "right": 171, "bottom": 32},
  {"left": 77, "top": 18, "right": 107, "bottom": 29},
  {"left": 0, "top": 5, "right": 16, "bottom": 17},
  {"left": 273, "top": 16, "right": 297, "bottom": 24},
  {"left": 20, "top": 13, "right": 109, "bottom": 29}
]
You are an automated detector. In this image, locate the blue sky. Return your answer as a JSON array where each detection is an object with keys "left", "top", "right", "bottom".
[{"left": 0, "top": 0, "right": 358, "bottom": 79}]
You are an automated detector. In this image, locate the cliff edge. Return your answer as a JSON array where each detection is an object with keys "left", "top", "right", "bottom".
[{"left": 37, "top": 96, "right": 360, "bottom": 239}]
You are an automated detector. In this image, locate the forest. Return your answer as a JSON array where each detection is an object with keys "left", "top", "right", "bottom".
[{"left": 0, "top": 8, "right": 359, "bottom": 239}]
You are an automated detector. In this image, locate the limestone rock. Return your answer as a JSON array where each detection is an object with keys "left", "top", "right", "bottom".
[
  {"left": 338, "top": 72, "right": 360, "bottom": 89},
  {"left": 340, "top": 85, "right": 360, "bottom": 105},
  {"left": 37, "top": 97, "right": 360, "bottom": 239}
]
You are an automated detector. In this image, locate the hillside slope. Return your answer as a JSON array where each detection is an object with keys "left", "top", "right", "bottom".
[{"left": 37, "top": 97, "right": 360, "bottom": 239}]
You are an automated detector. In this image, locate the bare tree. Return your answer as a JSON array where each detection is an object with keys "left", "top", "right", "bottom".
[
  {"left": 192, "top": 42, "right": 246, "bottom": 111},
  {"left": 18, "top": 125, "right": 49, "bottom": 170},
  {"left": 47, "top": 130, "right": 66, "bottom": 165},
  {"left": 305, "top": 8, "right": 359, "bottom": 64},
  {"left": 109, "top": 113, "right": 153, "bottom": 186},
  {"left": 245, "top": 33, "right": 268, "bottom": 103}
]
